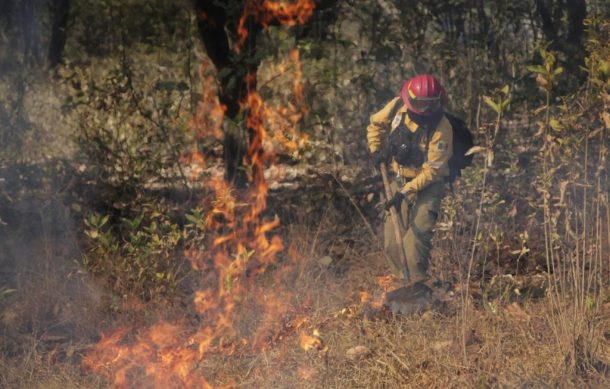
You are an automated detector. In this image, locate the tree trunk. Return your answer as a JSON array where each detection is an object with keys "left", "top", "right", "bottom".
[
  {"left": 48, "top": 0, "right": 71, "bottom": 68},
  {"left": 194, "top": 1, "right": 263, "bottom": 187},
  {"left": 195, "top": 1, "right": 245, "bottom": 186},
  {"left": 565, "top": 0, "right": 586, "bottom": 59},
  {"left": 534, "top": 0, "right": 586, "bottom": 87},
  {"left": 21, "top": 0, "right": 41, "bottom": 65},
  {"left": 0, "top": 0, "right": 14, "bottom": 32},
  {"left": 534, "top": 0, "right": 557, "bottom": 41},
  {"left": 193, "top": 0, "right": 336, "bottom": 186}
]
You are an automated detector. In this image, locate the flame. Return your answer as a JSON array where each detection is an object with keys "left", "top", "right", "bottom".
[
  {"left": 377, "top": 274, "right": 401, "bottom": 292},
  {"left": 82, "top": 325, "right": 213, "bottom": 389},
  {"left": 84, "top": 2, "right": 315, "bottom": 387},
  {"left": 359, "top": 291, "right": 372, "bottom": 303},
  {"left": 256, "top": 49, "right": 309, "bottom": 156},
  {"left": 299, "top": 331, "right": 322, "bottom": 351},
  {"left": 238, "top": 0, "right": 316, "bottom": 47},
  {"left": 190, "top": 60, "right": 226, "bottom": 141}
]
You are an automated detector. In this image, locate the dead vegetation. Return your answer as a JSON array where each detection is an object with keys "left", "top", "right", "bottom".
[
  {"left": 1, "top": 1, "right": 609, "bottom": 388},
  {"left": 1, "top": 169, "right": 609, "bottom": 387}
]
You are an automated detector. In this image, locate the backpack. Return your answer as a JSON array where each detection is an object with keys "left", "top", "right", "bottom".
[
  {"left": 444, "top": 112, "right": 474, "bottom": 182},
  {"left": 388, "top": 100, "right": 473, "bottom": 182}
]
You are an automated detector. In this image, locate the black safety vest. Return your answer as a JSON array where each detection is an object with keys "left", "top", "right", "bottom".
[{"left": 387, "top": 111, "right": 439, "bottom": 169}]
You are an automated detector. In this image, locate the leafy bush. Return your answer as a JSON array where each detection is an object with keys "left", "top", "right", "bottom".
[
  {"left": 0, "top": 72, "right": 28, "bottom": 164},
  {"left": 61, "top": 47, "right": 201, "bottom": 299},
  {"left": 83, "top": 207, "right": 206, "bottom": 299},
  {"left": 68, "top": 0, "right": 191, "bottom": 57},
  {"left": 65, "top": 60, "right": 189, "bottom": 194}
]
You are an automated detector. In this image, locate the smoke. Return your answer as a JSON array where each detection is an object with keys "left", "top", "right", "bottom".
[{"left": 0, "top": 169, "right": 108, "bottom": 369}]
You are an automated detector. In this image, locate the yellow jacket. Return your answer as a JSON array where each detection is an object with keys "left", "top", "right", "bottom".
[{"left": 367, "top": 97, "right": 453, "bottom": 194}]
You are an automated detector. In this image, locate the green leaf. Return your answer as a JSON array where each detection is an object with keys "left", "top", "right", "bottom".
[
  {"left": 553, "top": 67, "right": 564, "bottom": 76},
  {"left": 154, "top": 81, "right": 182, "bottom": 91},
  {"left": 225, "top": 275, "right": 234, "bottom": 292},
  {"left": 176, "top": 82, "right": 189, "bottom": 92},
  {"left": 527, "top": 65, "right": 546, "bottom": 74},
  {"left": 586, "top": 296, "right": 595, "bottom": 310},
  {"left": 501, "top": 98, "right": 511, "bottom": 110},
  {"left": 85, "top": 229, "right": 99, "bottom": 239},
  {"left": 500, "top": 85, "right": 510, "bottom": 95},
  {"left": 226, "top": 76, "right": 236, "bottom": 93},
  {"left": 483, "top": 95, "right": 500, "bottom": 114},
  {"left": 549, "top": 118, "right": 563, "bottom": 132},
  {"left": 0, "top": 288, "right": 16, "bottom": 298}
]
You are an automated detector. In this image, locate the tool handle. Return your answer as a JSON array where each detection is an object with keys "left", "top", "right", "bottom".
[{"left": 379, "top": 163, "right": 410, "bottom": 283}]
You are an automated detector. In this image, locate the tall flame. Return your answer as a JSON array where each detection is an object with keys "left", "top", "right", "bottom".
[
  {"left": 238, "top": 0, "right": 316, "bottom": 47},
  {"left": 190, "top": 60, "right": 226, "bottom": 141},
  {"left": 257, "top": 49, "right": 309, "bottom": 156},
  {"left": 83, "top": 1, "right": 315, "bottom": 387}
]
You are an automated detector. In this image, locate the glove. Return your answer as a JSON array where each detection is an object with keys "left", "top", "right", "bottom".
[
  {"left": 385, "top": 191, "right": 405, "bottom": 211},
  {"left": 372, "top": 148, "right": 391, "bottom": 166}
]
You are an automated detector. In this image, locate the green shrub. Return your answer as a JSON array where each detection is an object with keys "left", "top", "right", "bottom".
[
  {"left": 61, "top": 59, "right": 191, "bottom": 208},
  {"left": 83, "top": 206, "right": 206, "bottom": 299},
  {"left": 60, "top": 10, "right": 198, "bottom": 300}
]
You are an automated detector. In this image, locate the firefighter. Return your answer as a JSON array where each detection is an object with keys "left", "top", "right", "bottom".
[{"left": 367, "top": 74, "right": 453, "bottom": 296}]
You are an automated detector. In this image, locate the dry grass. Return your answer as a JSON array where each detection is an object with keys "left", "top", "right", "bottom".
[
  {"left": 186, "top": 201, "right": 610, "bottom": 388},
  {"left": 215, "top": 219, "right": 610, "bottom": 388},
  {"left": 1, "top": 180, "right": 609, "bottom": 388},
  {"left": 1, "top": 191, "right": 110, "bottom": 389}
]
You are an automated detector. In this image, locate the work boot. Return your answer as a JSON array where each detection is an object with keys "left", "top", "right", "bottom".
[{"left": 383, "top": 282, "right": 434, "bottom": 315}]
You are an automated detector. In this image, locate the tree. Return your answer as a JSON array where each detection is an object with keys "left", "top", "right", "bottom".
[
  {"left": 193, "top": 0, "right": 336, "bottom": 186},
  {"left": 21, "top": 0, "right": 41, "bottom": 65},
  {"left": 48, "top": 0, "right": 71, "bottom": 68},
  {"left": 534, "top": 0, "right": 587, "bottom": 85}
]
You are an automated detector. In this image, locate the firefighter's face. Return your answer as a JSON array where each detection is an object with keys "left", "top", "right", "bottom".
[{"left": 408, "top": 96, "right": 441, "bottom": 114}]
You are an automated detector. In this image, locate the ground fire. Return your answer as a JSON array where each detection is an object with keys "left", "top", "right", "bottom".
[
  {"left": 82, "top": 1, "right": 318, "bottom": 387},
  {"left": 1, "top": 1, "right": 608, "bottom": 388}
]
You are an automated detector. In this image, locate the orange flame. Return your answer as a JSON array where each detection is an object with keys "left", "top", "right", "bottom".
[
  {"left": 190, "top": 60, "right": 226, "bottom": 141},
  {"left": 377, "top": 274, "right": 401, "bottom": 292},
  {"left": 299, "top": 331, "right": 322, "bottom": 351},
  {"left": 84, "top": 1, "right": 316, "bottom": 387},
  {"left": 256, "top": 49, "right": 309, "bottom": 156},
  {"left": 238, "top": 0, "right": 316, "bottom": 47}
]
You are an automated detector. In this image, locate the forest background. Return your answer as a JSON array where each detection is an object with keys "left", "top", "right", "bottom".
[{"left": 0, "top": 0, "right": 609, "bottom": 387}]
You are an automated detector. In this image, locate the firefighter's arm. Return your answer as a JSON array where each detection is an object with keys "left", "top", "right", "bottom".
[
  {"left": 367, "top": 97, "right": 402, "bottom": 153},
  {"left": 401, "top": 119, "right": 453, "bottom": 193}
]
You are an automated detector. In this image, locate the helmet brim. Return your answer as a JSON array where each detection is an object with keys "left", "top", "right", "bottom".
[{"left": 405, "top": 96, "right": 442, "bottom": 115}]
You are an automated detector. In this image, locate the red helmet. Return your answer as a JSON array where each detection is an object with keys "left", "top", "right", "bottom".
[{"left": 401, "top": 74, "right": 446, "bottom": 115}]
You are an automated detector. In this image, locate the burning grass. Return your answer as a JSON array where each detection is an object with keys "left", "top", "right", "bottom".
[
  {"left": 1, "top": 187, "right": 609, "bottom": 388},
  {"left": 77, "top": 184, "right": 610, "bottom": 387},
  {"left": 79, "top": 4, "right": 318, "bottom": 384},
  {"left": 2, "top": 3, "right": 608, "bottom": 388},
  {"left": 205, "top": 214, "right": 610, "bottom": 388}
]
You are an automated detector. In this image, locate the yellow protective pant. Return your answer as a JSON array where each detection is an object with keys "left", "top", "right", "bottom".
[{"left": 383, "top": 180, "right": 445, "bottom": 283}]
